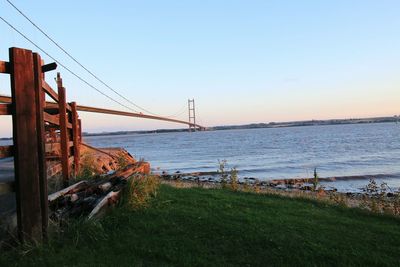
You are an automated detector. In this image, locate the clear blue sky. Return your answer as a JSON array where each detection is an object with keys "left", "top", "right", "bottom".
[{"left": 0, "top": 0, "right": 399, "bottom": 137}]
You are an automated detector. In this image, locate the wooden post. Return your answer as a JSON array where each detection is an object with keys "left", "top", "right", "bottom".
[
  {"left": 71, "top": 102, "right": 80, "bottom": 177},
  {"left": 57, "top": 73, "right": 70, "bottom": 184},
  {"left": 78, "top": 119, "right": 82, "bottom": 143},
  {"left": 33, "top": 53, "right": 48, "bottom": 239},
  {"left": 9, "top": 47, "right": 43, "bottom": 242}
]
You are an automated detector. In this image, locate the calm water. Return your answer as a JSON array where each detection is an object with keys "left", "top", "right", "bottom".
[{"left": 85, "top": 122, "right": 400, "bottom": 192}]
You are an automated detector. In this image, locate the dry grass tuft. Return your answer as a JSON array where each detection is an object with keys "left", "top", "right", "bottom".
[{"left": 126, "top": 174, "right": 160, "bottom": 209}]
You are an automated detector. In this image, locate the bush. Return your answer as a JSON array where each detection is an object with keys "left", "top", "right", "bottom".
[
  {"left": 218, "top": 160, "right": 228, "bottom": 188},
  {"left": 229, "top": 167, "right": 239, "bottom": 191}
]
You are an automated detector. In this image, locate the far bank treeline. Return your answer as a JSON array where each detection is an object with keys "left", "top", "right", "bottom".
[
  {"left": 83, "top": 116, "right": 398, "bottom": 137},
  {"left": 1, "top": 116, "right": 397, "bottom": 140}
]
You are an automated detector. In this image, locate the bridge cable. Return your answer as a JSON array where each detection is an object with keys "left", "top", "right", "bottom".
[
  {"left": 4, "top": 0, "right": 173, "bottom": 117},
  {"left": 0, "top": 16, "right": 142, "bottom": 113}
]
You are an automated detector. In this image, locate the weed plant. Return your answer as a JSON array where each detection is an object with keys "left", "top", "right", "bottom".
[
  {"left": 125, "top": 174, "right": 160, "bottom": 210},
  {"left": 229, "top": 167, "right": 239, "bottom": 191},
  {"left": 218, "top": 160, "right": 228, "bottom": 188},
  {"left": 77, "top": 152, "right": 98, "bottom": 180}
]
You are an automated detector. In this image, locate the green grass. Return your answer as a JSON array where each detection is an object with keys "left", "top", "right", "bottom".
[{"left": 1, "top": 185, "right": 400, "bottom": 266}]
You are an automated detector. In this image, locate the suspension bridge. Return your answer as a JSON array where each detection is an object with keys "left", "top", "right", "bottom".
[{"left": 0, "top": 0, "right": 209, "bottom": 244}]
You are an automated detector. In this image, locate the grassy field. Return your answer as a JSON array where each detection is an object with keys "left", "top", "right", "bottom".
[{"left": 1, "top": 185, "right": 400, "bottom": 266}]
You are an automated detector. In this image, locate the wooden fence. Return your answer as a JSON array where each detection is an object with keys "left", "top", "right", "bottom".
[{"left": 0, "top": 47, "right": 81, "bottom": 242}]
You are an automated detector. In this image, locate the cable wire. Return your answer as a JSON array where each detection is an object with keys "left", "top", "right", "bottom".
[
  {"left": 5, "top": 0, "right": 164, "bottom": 116},
  {"left": 0, "top": 16, "right": 141, "bottom": 113},
  {"left": 162, "top": 103, "right": 188, "bottom": 118}
]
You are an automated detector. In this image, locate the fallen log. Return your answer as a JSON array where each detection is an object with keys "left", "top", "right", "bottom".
[
  {"left": 87, "top": 190, "right": 121, "bottom": 220},
  {"left": 48, "top": 181, "right": 88, "bottom": 202},
  {"left": 48, "top": 161, "right": 150, "bottom": 221}
]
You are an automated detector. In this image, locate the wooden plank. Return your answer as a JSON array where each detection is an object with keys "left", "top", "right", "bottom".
[
  {"left": 0, "top": 60, "right": 10, "bottom": 73},
  {"left": 42, "top": 81, "right": 58, "bottom": 102},
  {"left": 71, "top": 102, "right": 80, "bottom": 176},
  {"left": 33, "top": 53, "right": 48, "bottom": 239},
  {"left": 41, "top": 62, "right": 57, "bottom": 73},
  {"left": 45, "top": 141, "right": 73, "bottom": 153},
  {"left": 46, "top": 155, "right": 60, "bottom": 160},
  {"left": 0, "top": 95, "right": 12, "bottom": 103},
  {"left": 48, "top": 181, "right": 87, "bottom": 202},
  {"left": 65, "top": 103, "right": 72, "bottom": 112},
  {"left": 0, "top": 145, "right": 13, "bottom": 158},
  {"left": 45, "top": 143, "right": 60, "bottom": 154},
  {"left": 44, "top": 101, "right": 58, "bottom": 110},
  {"left": 46, "top": 155, "right": 74, "bottom": 177},
  {"left": 9, "top": 47, "right": 43, "bottom": 242},
  {"left": 0, "top": 103, "right": 12, "bottom": 115},
  {"left": 78, "top": 119, "right": 82, "bottom": 143},
  {"left": 44, "top": 112, "right": 60, "bottom": 126},
  {"left": 44, "top": 113, "right": 71, "bottom": 127},
  {"left": 57, "top": 73, "right": 70, "bottom": 183}
]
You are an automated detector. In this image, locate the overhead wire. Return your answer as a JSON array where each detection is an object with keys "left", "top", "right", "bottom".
[
  {"left": 5, "top": 0, "right": 186, "bottom": 118},
  {"left": 0, "top": 16, "right": 141, "bottom": 113}
]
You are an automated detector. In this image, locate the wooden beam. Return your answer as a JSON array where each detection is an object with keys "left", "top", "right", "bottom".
[
  {"left": 44, "top": 112, "right": 60, "bottom": 126},
  {"left": 0, "top": 95, "right": 12, "bottom": 103},
  {"left": 44, "top": 101, "right": 58, "bottom": 110},
  {"left": 9, "top": 47, "right": 43, "bottom": 242},
  {"left": 78, "top": 119, "right": 82, "bottom": 143},
  {"left": 0, "top": 145, "right": 13, "bottom": 158},
  {"left": 42, "top": 81, "right": 59, "bottom": 102},
  {"left": 45, "top": 141, "right": 73, "bottom": 153},
  {"left": 33, "top": 53, "right": 48, "bottom": 240},
  {"left": 41, "top": 62, "right": 57, "bottom": 73},
  {"left": 48, "top": 180, "right": 87, "bottom": 202},
  {"left": 45, "top": 143, "right": 60, "bottom": 154},
  {"left": 57, "top": 73, "right": 70, "bottom": 183},
  {"left": 71, "top": 102, "right": 80, "bottom": 177},
  {"left": 47, "top": 156, "right": 74, "bottom": 177},
  {"left": 0, "top": 60, "right": 10, "bottom": 73},
  {"left": 0, "top": 103, "right": 12, "bottom": 115}
]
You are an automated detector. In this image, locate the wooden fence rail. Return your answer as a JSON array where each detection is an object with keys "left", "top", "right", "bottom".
[{"left": 0, "top": 47, "right": 82, "bottom": 242}]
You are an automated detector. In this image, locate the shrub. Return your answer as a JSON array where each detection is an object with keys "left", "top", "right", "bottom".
[
  {"left": 229, "top": 167, "right": 239, "bottom": 191},
  {"left": 218, "top": 160, "right": 228, "bottom": 189}
]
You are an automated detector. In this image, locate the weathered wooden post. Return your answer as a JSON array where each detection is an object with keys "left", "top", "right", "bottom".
[
  {"left": 57, "top": 73, "right": 70, "bottom": 184},
  {"left": 71, "top": 102, "right": 80, "bottom": 177},
  {"left": 78, "top": 119, "right": 82, "bottom": 143},
  {"left": 33, "top": 52, "right": 48, "bottom": 239},
  {"left": 9, "top": 47, "right": 43, "bottom": 242}
]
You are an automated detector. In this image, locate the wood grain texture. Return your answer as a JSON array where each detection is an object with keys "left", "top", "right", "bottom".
[
  {"left": 10, "top": 47, "right": 43, "bottom": 242},
  {"left": 57, "top": 74, "right": 70, "bottom": 183}
]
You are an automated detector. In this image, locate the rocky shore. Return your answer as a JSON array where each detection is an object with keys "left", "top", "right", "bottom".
[{"left": 159, "top": 171, "right": 400, "bottom": 216}]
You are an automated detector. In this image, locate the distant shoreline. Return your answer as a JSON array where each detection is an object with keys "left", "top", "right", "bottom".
[
  {"left": 82, "top": 116, "right": 398, "bottom": 138},
  {"left": 0, "top": 116, "right": 397, "bottom": 140}
]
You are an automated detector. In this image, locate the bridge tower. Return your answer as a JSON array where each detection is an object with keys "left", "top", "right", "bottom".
[{"left": 188, "top": 99, "right": 196, "bottom": 132}]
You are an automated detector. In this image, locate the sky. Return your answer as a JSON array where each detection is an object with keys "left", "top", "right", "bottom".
[{"left": 0, "top": 0, "right": 399, "bottom": 137}]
